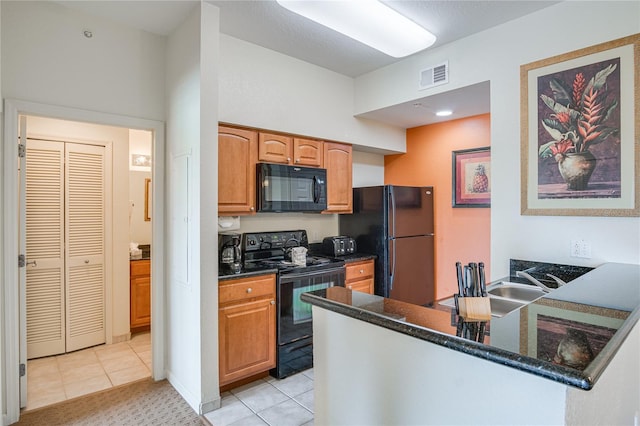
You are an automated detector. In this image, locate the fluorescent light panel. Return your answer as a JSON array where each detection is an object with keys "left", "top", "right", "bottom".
[{"left": 276, "top": 0, "right": 436, "bottom": 58}]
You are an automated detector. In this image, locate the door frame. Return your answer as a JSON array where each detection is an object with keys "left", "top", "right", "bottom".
[{"left": 2, "top": 99, "right": 166, "bottom": 424}]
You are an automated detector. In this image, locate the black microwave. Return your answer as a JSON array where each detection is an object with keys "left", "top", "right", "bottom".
[{"left": 257, "top": 163, "right": 327, "bottom": 212}]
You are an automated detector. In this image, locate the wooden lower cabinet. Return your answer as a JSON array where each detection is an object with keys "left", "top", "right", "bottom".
[
  {"left": 130, "top": 260, "right": 151, "bottom": 331},
  {"left": 219, "top": 274, "right": 276, "bottom": 386},
  {"left": 345, "top": 259, "right": 375, "bottom": 294}
]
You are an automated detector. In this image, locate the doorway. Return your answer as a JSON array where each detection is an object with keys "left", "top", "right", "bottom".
[
  {"left": 21, "top": 116, "right": 154, "bottom": 409},
  {"left": 2, "top": 100, "right": 166, "bottom": 422}
]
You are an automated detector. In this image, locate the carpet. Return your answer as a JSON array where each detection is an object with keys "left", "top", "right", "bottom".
[{"left": 16, "top": 378, "right": 206, "bottom": 425}]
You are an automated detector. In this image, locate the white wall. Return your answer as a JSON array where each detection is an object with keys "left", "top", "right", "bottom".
[
  {"left": 129, "top": 129, "right": 152, "bottom": 245},
  {"left": 218, "top": 34, "right": 406, "bottom": 154},
  {"left": 353, "top": 2, "right": 640, "bottom": 276},
  {"left": 313, "top": 307, "right": 567, "bottom": 425},
  {"left": 165, "top": 2, "right": 220, "bottom": 414},
  {"left": 1, "top": 1, "right": 165, "bottom": 121},
  {"left": 352, "top": 150, "right": 385, "bottom": 188}
]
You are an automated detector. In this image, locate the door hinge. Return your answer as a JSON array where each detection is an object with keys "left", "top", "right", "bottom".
[
  {"left": 18, "top": 254, "right": 26, "bottom": 268},
  {"left": 18, "top": 143, "right": 26, "bottom": 158},
  {"left": 19, "top": 363, "right": 25, "bottom": 377}
]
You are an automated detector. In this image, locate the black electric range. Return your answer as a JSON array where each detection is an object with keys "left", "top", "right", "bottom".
[{"left": 242, "top": 230, "right": 346, "bottom": 379}]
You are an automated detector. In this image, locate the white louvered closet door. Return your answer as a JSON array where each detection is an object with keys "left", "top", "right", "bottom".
[
  {"left": 25, "top": 140, "right": 106, "bottom": 359},
  {"left": 65, "top": 143, "right": 106, "bottom": 352},
  {"left": 25, "top": 140, "right": 66, "bottom": 359}
]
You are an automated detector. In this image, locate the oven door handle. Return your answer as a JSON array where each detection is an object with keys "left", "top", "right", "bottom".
[{"left": 278, "top": 266, "right": 345, "bottom": 282}]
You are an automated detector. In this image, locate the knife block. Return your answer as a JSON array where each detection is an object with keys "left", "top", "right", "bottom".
[{"left": 457, "top": 296, "right": 491, "bottom": 321}]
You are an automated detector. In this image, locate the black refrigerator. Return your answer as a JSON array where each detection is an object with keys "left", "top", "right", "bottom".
[{"left": 339, "top": 185, "right": 435, "bottom": 306}]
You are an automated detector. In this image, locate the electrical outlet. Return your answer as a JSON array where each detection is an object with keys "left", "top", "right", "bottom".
[{"left": 570, "top": 239, "right": 592, "bottom": 258}]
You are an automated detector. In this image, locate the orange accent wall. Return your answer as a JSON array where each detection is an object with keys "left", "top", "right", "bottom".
[{"left": 385, "top": 114, "right": 491, "bottom": 300}]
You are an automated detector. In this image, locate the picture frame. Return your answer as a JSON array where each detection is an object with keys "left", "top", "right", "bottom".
[
  {"left": 144, "top": 178, "right": 151, "bottom": 222},
  {"left": 520, "top": 298, "right": 629, "bottom": 370},
  {"left": 452, "top": 147, "right": 491, "bottom": 208},
  {"left": 520, "top": 34, "right": 639, "bottom": 216}
]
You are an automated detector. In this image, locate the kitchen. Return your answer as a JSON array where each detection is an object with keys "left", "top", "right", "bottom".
[{"left": 1, "top": 1, "right": 638, "bottom": 424}]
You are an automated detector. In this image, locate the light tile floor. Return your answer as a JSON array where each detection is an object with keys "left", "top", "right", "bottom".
[
  {"left": 204, "top": 369, "right": 315, "bottom": 426},
  {"left": 25, "top": 332, "right": 151, "bottom": 411}
]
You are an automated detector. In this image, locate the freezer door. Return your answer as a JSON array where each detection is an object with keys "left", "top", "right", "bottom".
[
  {"left": 388, "top": 235, "right": 434, "bottom": 305},
  {"left": 387, "top": 186, "right": 434, "bottom": 238}
]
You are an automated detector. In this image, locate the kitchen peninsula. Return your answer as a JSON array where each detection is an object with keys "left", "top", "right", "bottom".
[{"left": 302, "top": 262, "right": 640, "bottom": 425}]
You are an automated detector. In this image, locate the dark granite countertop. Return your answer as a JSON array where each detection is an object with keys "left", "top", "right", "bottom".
[
  {"left": 334, "top": 253, "right": 377, "bottom": 263},
  {"left": 301, "top": 262, "right": 640, "bottom": 390},
  {"left": 218, "top": 265, "right": 278, "bottom": 281}
]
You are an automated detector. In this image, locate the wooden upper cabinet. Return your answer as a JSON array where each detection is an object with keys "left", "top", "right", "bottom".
[
  {"left": 218, "top": 126, "right": 258, "bottom": 215},
  {"left": 259, "top": 133, "right": 323, "bottom": 167},
  {"left": 293, "top": 138, "right": 323, "bottom": 167},
  {"left": 324, "top": 142, "right": 353, "bottom": 213},
  {"left": 258, "top": 133, "right": 292, "bottom": 164}
]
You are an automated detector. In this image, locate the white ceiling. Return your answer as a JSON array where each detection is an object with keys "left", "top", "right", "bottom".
[{"left": 53, "top": 0, "right": 559, "bottom": 128}]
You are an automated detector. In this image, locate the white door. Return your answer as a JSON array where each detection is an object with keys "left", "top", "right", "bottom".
[
  {"left": 64, "top": 143, "right": 106, "bottom": 352},
  {"left": 25, "top": 139, "right": 106, "bottom": 359},
  {"left": 24, "top": 139, "right": 66, "bottom": 359}
]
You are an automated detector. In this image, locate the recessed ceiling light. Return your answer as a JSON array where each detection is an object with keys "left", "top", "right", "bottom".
[
  {"left": 276, "top": 0, "right": 436, "bottom": 58},
  {"left": 436, "top": 110, "right": 453, "bottom": 117}
]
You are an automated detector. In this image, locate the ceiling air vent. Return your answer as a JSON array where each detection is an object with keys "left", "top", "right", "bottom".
[{"left": 418, "top": 61, "right": 449, "bottom": 90}]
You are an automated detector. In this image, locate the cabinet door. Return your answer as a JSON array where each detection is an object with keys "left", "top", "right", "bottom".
[
  {"left": 324, "top": 142, "right": 353, "bottom": 213},
  {"left": 219, "top": 298, "right": 276, "bottom": 386},
  {"left": 130, "top": 276, "right": 151, "bottom": 329},
  {"left": 259, "top": 133, "right": 292, "bottom": 164},
  {"left": 293, "top": 138, "right": 323, "bottom": 167},
  {"left": 218, "top": 126, "right": 258, "bottom": 215}
]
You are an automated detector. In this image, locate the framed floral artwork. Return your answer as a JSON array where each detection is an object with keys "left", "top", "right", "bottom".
[
  {"left": 520, "top": 34, "right": 639, "bottom": 216},
  {"left": 452, "top": 147, "right": 491, "bottom": 208}
]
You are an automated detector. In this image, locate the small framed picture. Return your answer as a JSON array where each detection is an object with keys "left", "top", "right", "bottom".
[{"left": 452, "top": 147, "right": 491, "bottom": 208}]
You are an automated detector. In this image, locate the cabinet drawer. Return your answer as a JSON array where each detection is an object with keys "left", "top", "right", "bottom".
[
  {"left": 130, "top": 260, "right": 150, "bottom": 277},
  {"left": 346, "top": 278, "right": 374, "bottom": 294},
  {"left": 345, "top": 260, "right": 374, "bottom": 281},
  {"left": 219, "top": 274, "right": 276, "bottom": 305}
]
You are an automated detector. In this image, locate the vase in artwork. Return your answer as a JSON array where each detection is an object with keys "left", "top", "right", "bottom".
[{"left": 556, "top": 151, "right": 596, "bottom": 191}]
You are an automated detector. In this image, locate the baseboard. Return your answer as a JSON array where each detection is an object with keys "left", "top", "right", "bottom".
[
  {"left": 166, "top": 371, "right": 200, "bottom": 415},
  {"left": 112, "top": 333, "right": 131, "bottom": 343}
]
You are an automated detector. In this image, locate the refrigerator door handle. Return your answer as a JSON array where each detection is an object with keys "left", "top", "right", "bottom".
[
  {"left": 389, "top": 186, "right": 396, "bottom": 238},
  {"left": 389, "top": 238, "right": 396, "bottom": 291}
]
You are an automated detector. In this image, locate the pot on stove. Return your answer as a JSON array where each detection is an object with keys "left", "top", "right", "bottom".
[{"left": 285, "top": 246, "right": 307, "bottom": 266}]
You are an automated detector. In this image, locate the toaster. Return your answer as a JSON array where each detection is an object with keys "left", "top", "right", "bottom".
[{"left": 322, "top": 236, "right": 356, "bottom": 256}]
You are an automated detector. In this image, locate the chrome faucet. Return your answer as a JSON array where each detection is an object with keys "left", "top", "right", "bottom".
[{"left": 516, "top": 269, "right": 564, "bottom": 293}]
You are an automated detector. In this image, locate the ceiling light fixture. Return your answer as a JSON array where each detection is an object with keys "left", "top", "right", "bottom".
[
  {"left": 436, "top": 110, "right": 453, "bottom": 117},
  {"left": 276, "top": 0, "right": 436, "bottom": 58}
]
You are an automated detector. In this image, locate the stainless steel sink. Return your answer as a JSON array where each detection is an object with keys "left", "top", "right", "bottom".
[
  {"left": 487, "top": 282, "right": 546, "bottom": 302},
  {"left": 438, "top": 282, "right": 546, "bottom": 318}
]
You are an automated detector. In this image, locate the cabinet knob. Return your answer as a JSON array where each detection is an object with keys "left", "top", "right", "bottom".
[
  {"left": 250, "top": 206, "right": 255, "bottom": 211},
  {"left": 271, "top": 300, "right": 275, "bottom": 305},
  {"left": 359, "top": 269, "right": 364, "bottom": 274},
  {"left": 246, "top": 288, "right": 252, "bottom": 294},
  {"left": 347, "top": 285, "right": 352, "bottom": 289},
  {"left": 287, "top": 157, "right": 291, "bottom": 162},
  {"left": 295, "top": 158, "right": 300, "bottom": 163},
  {"left": 85, "top": 260, "right": 90, "bottom": 264}
]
